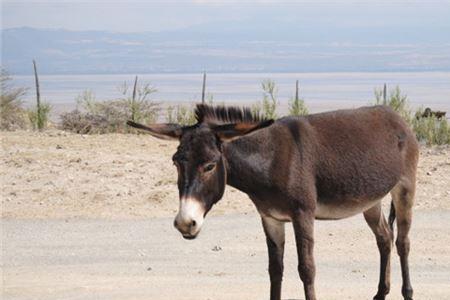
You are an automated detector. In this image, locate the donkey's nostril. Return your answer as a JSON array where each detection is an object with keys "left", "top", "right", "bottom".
[
  {"left": 173, "top": 220, "right": 178, "bottom": 228},
  {"left": 191, "top": 220, "right": 197, "bottom": 228}
]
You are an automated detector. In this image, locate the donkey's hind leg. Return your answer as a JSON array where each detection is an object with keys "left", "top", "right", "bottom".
[
  {"left": 364, "top": 202, "right": 393, "bottom": 300},
  {"left": 391, "top": 180, "right": 415, "bottom": 300}
]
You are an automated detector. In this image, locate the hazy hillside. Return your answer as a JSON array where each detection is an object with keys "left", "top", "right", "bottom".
[{"left": 2, "top": 24, "right": 450, "bottom": 75}]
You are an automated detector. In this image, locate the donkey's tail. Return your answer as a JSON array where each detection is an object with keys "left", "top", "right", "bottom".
[{"left": 388, "top": 200, "right": 396, "bottom": 231}]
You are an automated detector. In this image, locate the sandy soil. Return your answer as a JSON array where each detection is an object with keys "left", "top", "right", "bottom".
[
  {"left": 1, "top": 130, "right": 450, "bottom": 300},
  {"left": 1, "top": 130, "right": 450, "bottom": 219}
]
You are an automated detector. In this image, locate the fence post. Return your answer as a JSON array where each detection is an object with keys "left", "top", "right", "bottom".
[
  {"left": 32, "top": 59, "right": 42, "bottom": 130},
  {"left": 295, "top": 80, "right": 299, "bottom": 102},
  {"left": 131, "top": 75, "right": 138, "bottom": 121},
  {"left": 383, "top": 83, "right": 387, "bottom": 104},
  {"left": 201, "top": 72, "right": 206, "bottom": 104}
]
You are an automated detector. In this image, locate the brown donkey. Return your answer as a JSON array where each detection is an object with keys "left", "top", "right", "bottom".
[{"left": 128, "top": 104, "right": 418, "bottom": 300}]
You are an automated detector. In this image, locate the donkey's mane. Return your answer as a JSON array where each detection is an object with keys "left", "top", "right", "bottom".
[{"left": 195, "top": 104, "right": 266, "bottom": 125}]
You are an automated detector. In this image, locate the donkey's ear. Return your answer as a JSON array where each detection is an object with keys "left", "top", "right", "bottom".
[
  {"left": 127, "top": 121, "right": 183, "bottom": 140},
  {"left": 212, "top": 119, "right": 274, "bottom": 141}
]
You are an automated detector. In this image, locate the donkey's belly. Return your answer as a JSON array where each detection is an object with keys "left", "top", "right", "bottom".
[{"left": 314, "top": 198, "right": 382, "bottom": 220}]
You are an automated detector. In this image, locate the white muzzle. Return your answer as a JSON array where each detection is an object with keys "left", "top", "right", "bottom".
[{"left": 174, "top": 197, "right": 205, "bottom": 238}]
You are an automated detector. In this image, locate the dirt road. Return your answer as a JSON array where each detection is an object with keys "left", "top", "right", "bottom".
[{"left": 2, "top": 211, "right": 450, "bottom": 300}]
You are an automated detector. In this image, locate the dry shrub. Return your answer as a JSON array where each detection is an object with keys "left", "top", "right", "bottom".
[
  {"left": 60, "top": 99, "right": 134, "bottom": 133},
  {"left": 0, "top": 69, "right": 28, "bottom": 130},
  {"left": 60, "top": 110, "right": 110, "bottom": 134},
  {"left": 60, "top": 85, "right": 160, "bottom": 134}
]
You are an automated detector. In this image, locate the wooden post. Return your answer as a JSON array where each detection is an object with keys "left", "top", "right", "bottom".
[
  {"left": 201, "top": 72, "right": 206, "bottom": 104},
  {"left": 295, "top": 80, "right": 299, "bottom": 101},
  {"left": 132, "top": 75, "right": 138, "bottom": 102},
  {"left": 33, "top": 59, "right": 42, "bottom": 130},
  {"left": 131, "top": 75, "right": 138, "bottom": 121},
  {"left": 383, "top": 83, "right": 387, "bottom": 104}
]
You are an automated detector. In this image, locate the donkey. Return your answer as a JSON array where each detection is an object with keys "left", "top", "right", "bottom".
[{"left": 127, "top": 104, "right": 418, "bottom": 300}]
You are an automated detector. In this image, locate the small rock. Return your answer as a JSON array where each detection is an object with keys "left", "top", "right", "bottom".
[
  {"left": 56, "top": 145, "right": 63, "bottom": 149},
  {"left": 147, "top": 267, "right": 152, "bottom": 271},
  {"left": 211, "top": 245, "right": 222, "bottom": 252},
  {"left": 427, "top": 171, "right": 432, "bottom": 176}
]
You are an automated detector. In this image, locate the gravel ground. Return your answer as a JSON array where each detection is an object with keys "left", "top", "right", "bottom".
[{"left": 2, "top": 211, "right": 450, "bottom": 300}]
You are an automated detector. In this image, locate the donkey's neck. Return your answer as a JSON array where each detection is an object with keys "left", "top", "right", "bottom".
[{"left": 223, "top": 138, "right": 271, "bottom": 197}]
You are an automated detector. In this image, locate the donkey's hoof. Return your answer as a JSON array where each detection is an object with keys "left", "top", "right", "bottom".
[
  {"left": 373, "top": 295, "right": 386, "bottom": 300},
  {"left": 402, "top": 286, "right": 413, "bottom": 300}
]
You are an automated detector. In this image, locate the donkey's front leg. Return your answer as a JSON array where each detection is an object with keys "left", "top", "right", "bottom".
[
  {"left": 261, "top": 216, "right": 285, "bottom": 300},
  {"left": 292, "top": 210, "right": 316, "bottom": 300}
]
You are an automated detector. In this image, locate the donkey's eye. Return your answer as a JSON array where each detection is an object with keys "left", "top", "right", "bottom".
[{"left": 203, "top": 163, "right": 216, "bottom": 172}]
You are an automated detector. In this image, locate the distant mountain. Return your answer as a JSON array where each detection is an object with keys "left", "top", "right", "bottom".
[{"left": 2, "top": 25, "right": 450, "bottom": 75}]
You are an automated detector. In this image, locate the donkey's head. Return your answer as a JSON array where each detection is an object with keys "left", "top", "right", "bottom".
[{"left": 128, "top": 104, "right": 273, "bottom": 239}]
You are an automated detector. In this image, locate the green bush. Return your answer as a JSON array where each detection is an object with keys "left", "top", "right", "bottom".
[
  {"left": 259, "top": 79, "right": 278, "bottom": 119},
  {"left": 166, "top": 105, "right": 196, "bottom": 126},
  {"left": 288, "top": 96, "right": 308, "bottom": 116},
  {"left": 28, "top": 103, "right": 51, "bottom": 130},
  {"left": 117, "top": 80, "right": 159, "bottom": 124},
  {"left": 374, "top": 85, "right": 412, "bottom": 124},
  {"left": 412, "top": 109, "right": 450, "bottom": 145},
  {"left": 374, "top": 86, "right": 449, "bottom": 145},
  {"left": 76, "top": 89, "right": 98, "bottom": 113}
]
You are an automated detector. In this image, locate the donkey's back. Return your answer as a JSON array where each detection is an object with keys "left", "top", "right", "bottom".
[
  {"left": 248, "top": 105, "right": 419, "bottom": 220},
  {"left": 305, "top": 106, "right": 417, "bottom": 217}
]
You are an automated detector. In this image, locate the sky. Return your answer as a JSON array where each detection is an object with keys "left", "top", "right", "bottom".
[
  {"left": 3, "top": 0, "right": 450, "bottom": 33},
  {"left": 2, "top": 0, "right": 450, "bottom": 74}
]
